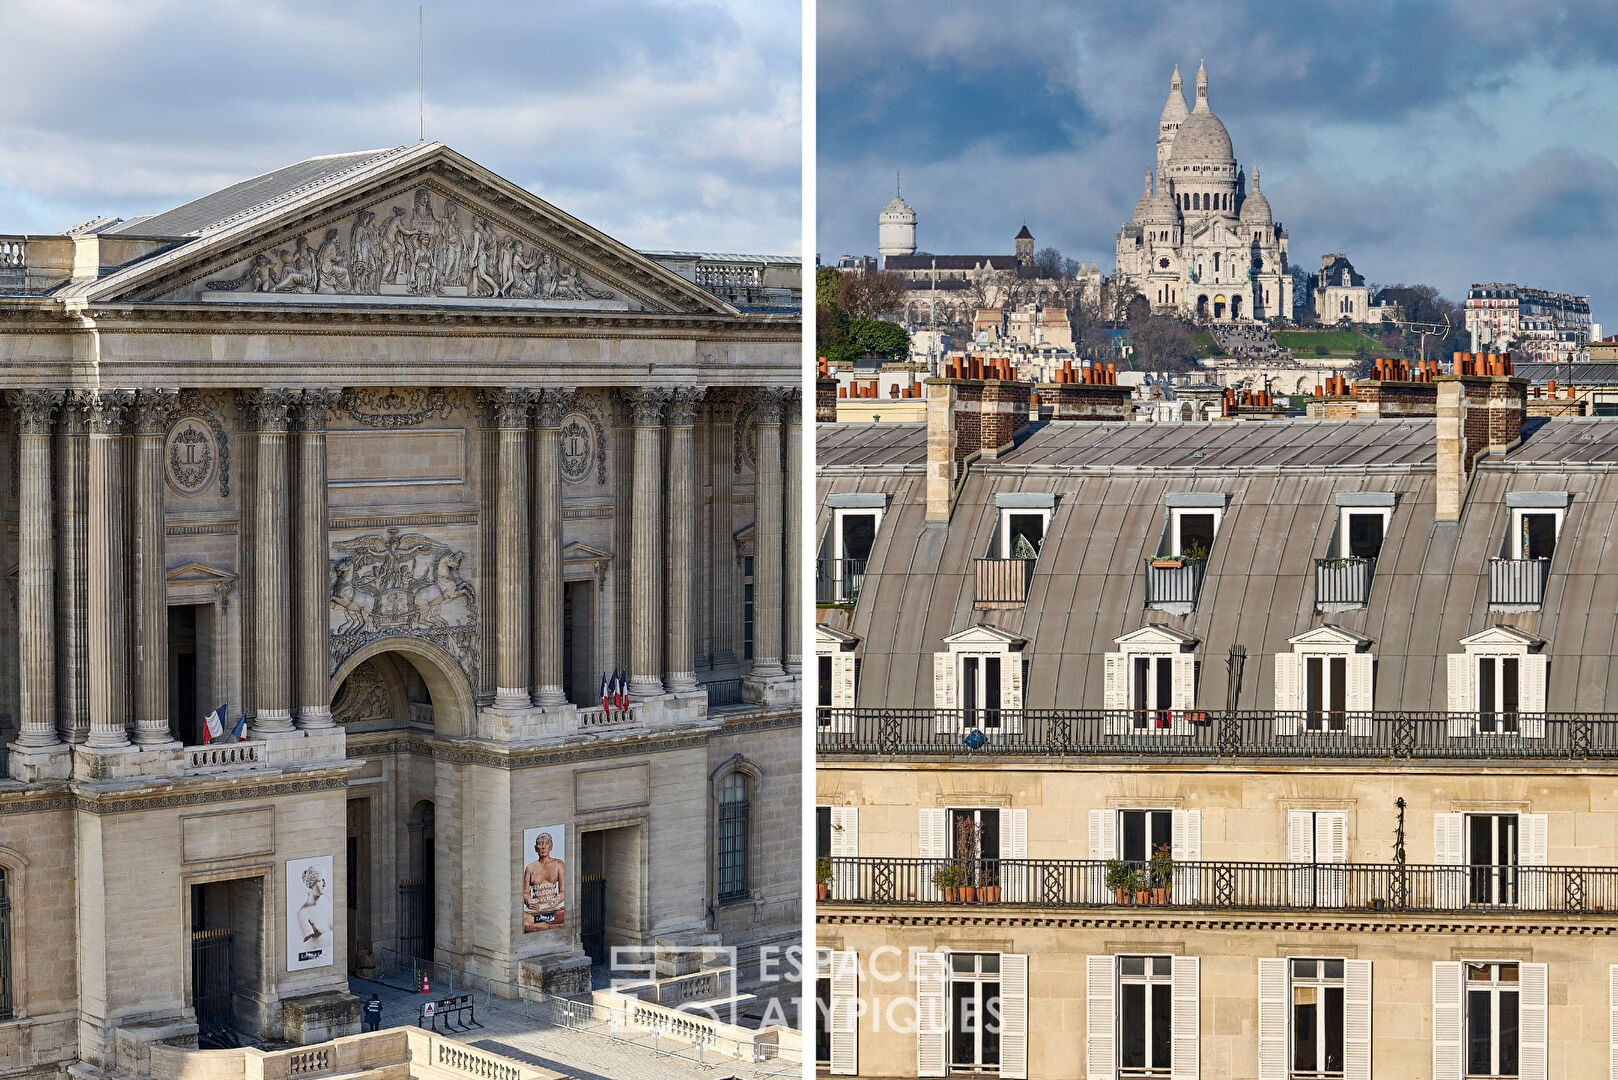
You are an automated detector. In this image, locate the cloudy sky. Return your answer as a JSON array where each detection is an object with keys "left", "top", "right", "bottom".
[
  {"left": 819, "top": 0, "right": 1618, "bottom": 320},
  {"left": 0, "top": 0, "right": 800, "bottom": 254}
]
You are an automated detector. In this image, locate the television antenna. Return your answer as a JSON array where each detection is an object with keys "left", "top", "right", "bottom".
[{"left": 1387, "top": 311, "right": 1450, "bottom": 369}]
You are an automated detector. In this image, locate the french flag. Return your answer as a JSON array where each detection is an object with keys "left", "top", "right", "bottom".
[
  {"left": 600, "top": 671, "right": 611, "bottom": 713},
  {"left": 200, "top": 705, "right": 226, "bottom": 745},
  {"left": 612, "top": 669, "right": 628, "bottom": 712},
  {"left": 231, "top": 715, "right": 249, "bottom": 741}
]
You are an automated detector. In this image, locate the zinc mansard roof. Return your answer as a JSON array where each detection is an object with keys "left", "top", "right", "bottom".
[{"left": 816, "top": 416, "right": 1618, "bottom": 714}]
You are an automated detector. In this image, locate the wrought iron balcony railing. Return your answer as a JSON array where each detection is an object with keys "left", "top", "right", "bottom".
[
  {"left": 1490, "top": 556, "right": 1550, "bottom": 607},
  {"left": 1315, "top": 555, "right": 1375, "bottom": 607},
  {"left": 974, "top": 557, "right": 1036, "bottom": 606},
  {"left": 820, "top": 857, "right": 1618, "bottom": 915},
  {"left": 815, "top": 708, "right": 1616, "bottom": 760},
  {"left": 815, "top": 557, "right": 868, "bottom": 605},
  {"left": 1144, "top": 556, "right": 1207, "bottom": 608}
]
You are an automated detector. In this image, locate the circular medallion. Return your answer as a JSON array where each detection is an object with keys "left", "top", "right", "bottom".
[
  {"left": 165, "top": 418, "right": 216, "bottom": 495},
  {"left": 558, "top": 412, "right": 595, "bottom": 484}
]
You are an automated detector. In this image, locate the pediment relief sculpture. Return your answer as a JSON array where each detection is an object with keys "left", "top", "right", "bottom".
[
  {"left": 203, "top": 184, "right": 620, "bottom": 309},
  {"left": 329, "top": 527, "right": 478, "bottom": 686}
]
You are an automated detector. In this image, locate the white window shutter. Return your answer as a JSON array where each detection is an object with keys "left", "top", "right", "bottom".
[
  {"left": 1521, "top": 653, "right": 1548, "bottom": 737},
  {"left": 830, "top": 650, "right": 857, "bottom": 713},
  {"left": 1347, "top": 651, "right": 1374, "bottom": 735},
  {"left": 919, "top": 809, "right": 946, "bottom": 901},
  {"left": 1002, "top": 808, "right": 1028, "bottom": 903},
  {"left": 1171, "top": 654, "right": 1195, "bottom": 734},
  {"left": 830, "top": 807, "right": 858, "bottom": 901},
  {"left": 1171, "top": 955, "right": 1199, "bottom": 1080},
  {"left": 1433, "top": 961, "right": 1464, "bottom": 1080},
  {"left": 1104, "top": 652, "right": 1127, "bottom": 733},
  {"left": 1003, "top": 653, "right": 1023, "bottom": 710},
  {"left": 1520, "top": 961, "right": 1548, "bottom": 1080},
  {"left": 999, "top": 953, "right": 1029, "bottom": 1080},
  {"left": 1609, "top": 965, "right": 1618, "bottom": 1080},
  {"left": 1520, "top": 812, "right": 1549, "bottom": 910},
  {"left": 1344, "top": 959, "right": 1372, "bottom": 1080},
  {"left": 829, "top": 949, "right": 859, "bottom": 1075},
  {"left": 933, "top": 650, "right": 959, "bottom": 734},
  {"left": 1288, "top": 811, "right": 1314, "bottom": 906},
  {"left": 1274, "top": 652, "right": 1299, "bottom": 734},
  {"left": 1086, "top": 956, "right": 1116, "bottom": 1080},
  {"left": 1172, "top": 809, "right": 1202, "bottom": 902},
  {"left": 1319, "top": 810, "right": 1348, "bottom": 906},
  {"left": 1434, "top": 813, "right": 1465, "bottom": 908},
  {"left": 1089, "top": 809, "right": 1115, "bottom": 903},
  {"left": 1446, "top": 653, "right": 1473, "bottom": 733},
  {"left": 1257, "top": 957, "right": 1288, "bottom": 1080},
  {"left": 915, "top": 952, "right": 947, "bottom": 1077}
]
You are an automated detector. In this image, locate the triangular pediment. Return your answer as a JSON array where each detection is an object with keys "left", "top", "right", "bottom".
[
  {"left": 1459, "top": 625, "right": 1544, "bottom": 650},
  {"left": 1115, "top": 624, "right": 1199, "bottom": 650},
  {"left": 942, "top": 624, "right": 1026, "bottom": 649},
  {"left": 562, "top": 541, "right": 613, "bottom": 564},
  {"left": 77, "top": 143, "right": 734, "bottom": 316},
  {"left": 816, "top": 625, "right": 861, "bottom": 649},
  {"left": 1288, "top": 624, "right": 1373, "bottom": 649}
]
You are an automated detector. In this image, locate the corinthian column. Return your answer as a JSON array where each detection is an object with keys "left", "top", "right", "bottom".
[
  {"left": 56, "top": 392, "right": 91, "bottom": 744},
  {"left": 85, "top": 389, "right": 134, "bottom": 748},
  {"left": 11, "top": 390, "right": 61, "bottom": 749},
  {"left": 626, "top": 388, "right": 669, "bottom": 699},
  {"left": 532, "top": 387, "right": 575, "bottom": 707},
  {"left": 246, "top": 390, "right": 298, "bottom": 737},
  {"left": 747, "top": 389, "right": 786, "bottom": 680},
  {"left": 488, "top": 390, "right": 533, "bottom": 709},
  {"left": 783, "top": 388, "right": 802, "bottom": 674},
  {"left": 132, "top": 389, "right": 178, "bottom": 745},
  {"left": 663, "top": 387, "right": 705, "bottom": 694},
  {"left": 295, "top": 389, "right": 342, "bottom": 729}
]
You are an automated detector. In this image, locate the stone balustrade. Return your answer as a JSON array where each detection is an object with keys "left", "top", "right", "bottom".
[
  {"left": 147, "top": 1027, "right": 552, "bottom": 1080},
  {"left": 185, "top": 742, "right": 265, "bottom": 773}
]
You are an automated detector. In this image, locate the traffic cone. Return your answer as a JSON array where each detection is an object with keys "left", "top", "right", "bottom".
[{"left": 420, "top": 972, "right": 430, "bottom": 994}]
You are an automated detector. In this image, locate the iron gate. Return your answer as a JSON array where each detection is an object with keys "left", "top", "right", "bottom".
[
  {"left": 398, "top": 878, "right": 433, "bottom": 962},
  {"left": 191, "top": 928, "right": 235, "bottom": 1047},
  {"left": 580, "top": 873, "right": 607, "bottom": 967}
]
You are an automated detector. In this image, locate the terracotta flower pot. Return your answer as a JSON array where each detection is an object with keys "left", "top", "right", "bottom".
[
  {"left": 1114, "top": 888, "right": 1131, "bottom": 905},
  {"left": 1135, "top": 889, "right": 1152, "bottom": 906},
  {"left": 962, "top": 886, "right": 978, "bottom": 903},
  {"left": 816, "top": 884, "right": 829, "bottom": 901},
  {"left": 1152, "top": 559, "right": 1183, "bottom": 569},
  {"left": 1152, "top": 887, "right": 1169, "bottom": 904},
  {"left": 944, "top": 886, "right": 960, "bottom": 903},
  {"left": 980, "top": 885, "right": 1001, "bottom": 904}
]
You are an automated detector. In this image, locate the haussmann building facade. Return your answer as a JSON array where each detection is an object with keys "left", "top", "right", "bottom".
[
  {"left": 0, "top": 141, "right": 802, "bottom": 1075},
  {"left": 814, "top": 362, "right": 1618, "bottom": 1079}
]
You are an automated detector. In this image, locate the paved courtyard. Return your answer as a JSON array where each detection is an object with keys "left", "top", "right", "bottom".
[{"left": 350, "top": 974, "right": 799, "bottom": 1080}]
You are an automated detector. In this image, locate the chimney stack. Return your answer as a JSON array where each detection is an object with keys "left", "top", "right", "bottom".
[
  {"left": 925, "top": 365, "right": 1032, "bottom": 523},
  {"left": 1435, "top": 351, "right": 1527, "bottom": 521}
]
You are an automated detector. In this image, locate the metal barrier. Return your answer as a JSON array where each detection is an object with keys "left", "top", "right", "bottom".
[
  {"left": 1144, "top": 557, "right": 1207, "bottom": 607},
  {"left": 1490, "top": 556, "right": 1550, "bottom": 606},
  {"left": 974, "top": 558, "right": 1036, "bottom": 606},
  {"left": 1315, "top": 556, "right": 1375, "bottom": 606}
]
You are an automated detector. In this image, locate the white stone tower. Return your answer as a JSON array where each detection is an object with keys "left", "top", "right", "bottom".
[
  {"left": 1156, "top": 64, "right": 1189, "bottom": 175},
  {"left": 878, "top": 173, "right": 917, "bottom": 259}
]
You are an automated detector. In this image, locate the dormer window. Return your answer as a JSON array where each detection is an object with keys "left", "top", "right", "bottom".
[
  {"left": 1318, "top": 493, "right": 1393, "bottom": 611},
  {"left": 1163, "top": 492, "right": 1225, "bottom": 558},
  {"left": 933, "top": 625, "right": 1026, "bottom": 734},
  {"left": 815, "top": 625, "right": 860, "bottom": 732},
  {"left": 1490, "top": 493, "right": 1567, "bottom": 610},
  {"left": 824, "top": 493, "right": 886, "bottom": 604},
  {"left": 1104, "top": 625, "right": 1199, "bottom": 735},
  {"left": 979, "top": 494, "right": 1053, "bottom": 607},
  {"left": 1447, "top": 626, "right": 1548, "bottom": 737},
  {"left": 1274, "top": 626, "right": 1374, "bottom": 735}
]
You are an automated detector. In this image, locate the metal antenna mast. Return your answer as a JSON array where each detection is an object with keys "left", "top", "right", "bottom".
[
  {"left": 1388, "top": 311, "right": 1450, "bottom": 370},
  {"left": 418, "top": 6, "right": 425, "bottom": 142}
]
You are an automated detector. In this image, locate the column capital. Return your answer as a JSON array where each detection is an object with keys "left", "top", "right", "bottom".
[
  {"left": 85, "top": 389, "right": 135, "bottom": 434},
  {"left": 624, "top": 387, "right": 671, "bottom": 428},
  {"left": 59, "top": 389, "right": 95, "bottom": 432},
  {"left": 533, "top": 387, "right": 578, "bottom": 429},
  {"left": 295, "top": 388, "right": 343, "bottom": 431},
  {"left": 484, "top": 388, "right": 537, "bottom": 429},
  {"left": 9, "top": 389, "right": 63, "bottom": 435},
  {"left": 130, "top": 388, "right": 178, "bottom": 436},
  {"left": 664, "top": 386, "right": 707, "bottom": 428},
  {"left": 749, "top": 385, "right": 792, "bottom": 425},
  {"left": 783, "top": 386, "right": 803, "bottom": 416},
  {"left": 240, "top": 389, "right": 299, "bottom": 432}
]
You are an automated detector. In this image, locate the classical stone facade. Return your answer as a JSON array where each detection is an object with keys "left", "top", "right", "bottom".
[
  {"left": 0, "top": 143, "right": 800, "bottom": 1076},
  {"left": 1116, "top": 62, "right": 1294, "bottom": 323}
]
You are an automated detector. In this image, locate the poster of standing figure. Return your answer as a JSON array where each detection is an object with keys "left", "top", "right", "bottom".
[
  {"left": 521, "top": 827, "right": 566, "bottom": 931},
  {"left": 286, "top": 855, "right": 335, "bottom": 970}
]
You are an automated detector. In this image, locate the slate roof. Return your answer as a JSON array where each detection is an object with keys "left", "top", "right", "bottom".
[
  {"left": 884, "top": 255, "right": 1020, "bottom": 273},
  {"left": 816, "top": 416, "right": 1618, "bottom": 714},
  {"left": 107, "top": 148, "right": 410, "bottom": 237},
  {"left": 1515, "top": 362, "right": 1618, "bottom": 386}
]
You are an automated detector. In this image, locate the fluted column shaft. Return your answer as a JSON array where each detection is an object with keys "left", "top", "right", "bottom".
[
  {"left": 709, "top": 403, "right": 737, "bottom": 667},
  {"left": 248, "top": 390, "right": 297, "bottom": 735},
  {"left": 86, "top": 390, "right": 134, "bottom": 748},
  {"left": 12, "top": 391, "right": 61, "bottom": 747},
  {"left": 783, "top": 388, "right": 802, "bottom": 674},
  {"left": 532, "top": 387, "right": 575, "bottom": 707},
  {"left": 56, "top": 394, "right": 90, "bottom": 743},
  {"left": 296, "top": 390, "right": 341, "bottom": 728},
  {"left": 664, "top": 387, "right": 705, "bottom": 693},
  {"left": 627, "top": 389, "right": 668, "bottom": 699},
  {"left": 490, "top": 391, "right": 533, "bottom": 709},
  {"left": 132, "top": 390, "right": 177, "bottom": 745},
  {"left": 749, "top": 390, "right": 785, "bottom": 678}
]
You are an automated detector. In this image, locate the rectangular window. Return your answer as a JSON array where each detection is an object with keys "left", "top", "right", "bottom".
[
  {"left": 1303, "top": 655, "right": 1348, "bottom": 731},
  {"left": 999, "top": 510, "right": 1048, "bottom": 560},
  {"left": 1510, "top": 508, "right": 1562, "bottom": 561},
  {"left": 1129, "top": 655, "right": 1174, "bottom": 730},
  {"left": 1291, "top": 958, "right": 1346, "bottom": 1078},
  {"left": 833, "top": 510, "right": 879, "bottom": 601},
  {"left": 1465, "top": 962, "right": 1520, "bottom": 1077},
  {"left": 960, "top": 655, "right": 1002, "bottom": 730},
  {"left": 717, "top": 779, "right": 749, "bottom": 904},
  {"left": 1118, "top": 955, "right": 1174, "bottom": 1076},
  {"left": 0, "top": 868, "right": 13, "bottom": 1021},
  {"left": 949, "top": 952, "right": 1002, "bottom": 1069},
  {"left": 1119, "top": 809, "right": 1173, "bottom": 865},
  {"left": 742, "top": 556, "right": 754, "bottom": 662},
  {"left": 818, "top": 655, "right": 833, "bottom": 709},
  {"left": 816, "top": 806, "right": 832, "bottom": 861},
  {"left": 1342, "top": 511, "right": 1386, "bottom": 560},
  {"left": 1170, "top": 509, "right": 1219, "bottom": 558},
  {"left": 1476, "top": 657, "right": 1520, "bottom": 733},
  {"left": 1468, "top": 814, "right": 1519, "bottom": 906},
  {"left": 815, "top": 973, "right": 832, "bottom": 1066}
]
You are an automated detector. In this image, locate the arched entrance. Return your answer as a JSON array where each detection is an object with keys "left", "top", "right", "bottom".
[
  {"left": 1231, "top": 295, "right": 1243, "bottom": 320},
  {"left": 1214, "top": 295, "right": 1227, "bottom": 320},
  {"left": 1196, "top": 295, "right": 1209, "bottom": 319}
]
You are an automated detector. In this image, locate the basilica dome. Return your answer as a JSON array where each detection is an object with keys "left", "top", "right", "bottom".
[
  {"left": 1170, "top": 107, "right": 1233, "bottom": 165},
  {"left": 1238, "top": 170, "right": 1272, "bottom": 225},
  {"left": 1133, "top": 173, "right": 1179, "bottom": 223}
]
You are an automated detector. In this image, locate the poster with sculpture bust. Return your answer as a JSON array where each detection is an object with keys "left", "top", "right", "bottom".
[{"left": 286, "top": 855, "right": 335, "bottom": 971}]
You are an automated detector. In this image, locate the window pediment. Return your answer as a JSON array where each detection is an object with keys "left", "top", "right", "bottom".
[
  {"left": 1114, "top": 625, "right": 1199, "bottom": 652},
  {"left": 816, "top": 625, "right": 860, "bottom": 652},
  {"left": 941, "top": 624, "right": 1026, "bottom": 650},
  {"left": 1458, "top": 625, "right": 1544, "bottom": 652},
  {"left": 1287, "top": 624, "right": 1372, "bottom": 651}
]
